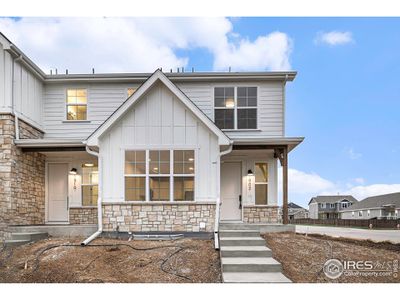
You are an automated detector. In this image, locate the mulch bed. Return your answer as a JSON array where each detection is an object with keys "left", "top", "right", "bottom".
[
  {"left": 0, "top": 237, "right": 222, "bottom": 283},
  {"left": 263, "top": 232, "right": 400, "bottom": 283}
]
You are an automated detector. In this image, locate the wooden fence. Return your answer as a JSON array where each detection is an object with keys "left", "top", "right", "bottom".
[{"left": 290, "top": 218, "right": 400, "bottom": 229}]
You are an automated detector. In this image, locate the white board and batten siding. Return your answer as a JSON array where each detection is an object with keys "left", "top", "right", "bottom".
[
  {"left": 99, "top": 82, "right": 219, "bottom": 203},
  {"left": 0, "top": 43, "right": 43, "bottom": 129},
  {"left": 42, "top": 80, "right": 285, "bottom": 140}
]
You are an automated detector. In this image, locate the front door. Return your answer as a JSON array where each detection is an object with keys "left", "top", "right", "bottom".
[
  {"left": 47, "top": 163, "right": 69, "bottom": 222},
  {"left": 220, "top": 162, "right": 242, "bottom": 220}
]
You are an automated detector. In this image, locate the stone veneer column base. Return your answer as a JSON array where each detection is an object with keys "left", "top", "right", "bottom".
[
  {"left": 69, "top": 207, "right": 98, "bottom": 225},
  {"left": 243, "top": 206, "right": 279, "bottom": 223},
  {"left": 102, "top": 203, "right": 216, "bottom": 232}
]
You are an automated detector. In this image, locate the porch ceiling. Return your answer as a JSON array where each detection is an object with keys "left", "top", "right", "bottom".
[
  {"left": 14, "top": 139, "right": 86, "bottom": 152},
  {"left": 231, "top": 137, "right": 304, "bottom": 153}
]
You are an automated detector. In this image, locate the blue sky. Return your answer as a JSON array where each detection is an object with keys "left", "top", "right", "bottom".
[{"left": 0, "top": 17, "right": 399, "bottom": 207}]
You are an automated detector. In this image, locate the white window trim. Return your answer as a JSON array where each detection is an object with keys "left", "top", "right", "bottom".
[
  {"left": 81, "top": 164, "right": 98, "bottom": 207},
  {"left": 213, "top": 86, "right": 259, "bottom": 131},
  {"left": 65, "top": 88, "right": 89, "bottom": 122},
  {"left": 124, "top": 149, "right": 196, "bottom": 202},
  {"left": 254, "top": 161, "right": 268, "bottom": 206}
]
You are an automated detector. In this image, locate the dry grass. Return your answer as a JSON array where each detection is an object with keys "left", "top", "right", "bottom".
[
  {"left": 0, "top": 237, "right": 221, "bottom": 283},
  {"left": 263, "top": 232, "right": 400, "bottom": 283}
]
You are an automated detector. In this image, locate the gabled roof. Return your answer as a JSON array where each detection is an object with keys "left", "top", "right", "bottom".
[
  {"left": 288, "top": 202, "right": 305, "bottom": 209},
  {"left": 85, "top": 69, "right": 231, "bottom": 146},
  {"left": 308, "top": 195, "right": 358, "bottom": 205},
  {"left": 342, "top": 192, "right": 400, "bottom": 211}
]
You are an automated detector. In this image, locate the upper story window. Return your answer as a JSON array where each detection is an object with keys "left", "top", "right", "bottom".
[
  {"left": 320, "top": 203, "right": 325, "bottom": 209},
  {"left": 341, "top": 201, "right": 350, "bottom": 209},
  {"left": 214, "top": 87, "right": 257, "bottom": 130},
  {"left": 67, "top": 89, "right": 87, "bottom": 120},
  {"left": 127, "top": 88, "right": 137, "bottom": 98},
  {"left": 330, "top": 203, "right": 335, "bottom": 208}
]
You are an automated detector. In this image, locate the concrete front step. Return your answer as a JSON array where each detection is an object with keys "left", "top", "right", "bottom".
[
  {"left": 4, "top": 239, "right": 31, "bottom": 247},
  {"left": 220, "top": 223, "right": 295, "bottom": 233},
  {"left": 220, "top": 237, "right": 266, "bottom": 246},
  {"left": 221, "top": 245, "right": 272, "bottom": 257},
  {"left": 220, "top": 223, "right": 265, "bottom": 231},
  {"left": 223, "top": 272, "right": 291, "bottom": 283},
  {"left": 221, "top": 257, "right": 282, "bottom": 273},
  {"left": 8, "top": 224, "right": 97, "bottom": 237},
  {"left": 11, "top": 232, "right": 48, "bottom": 241},
  {"left": 219, "top": 230, "right": 260, "bottom": 238}
]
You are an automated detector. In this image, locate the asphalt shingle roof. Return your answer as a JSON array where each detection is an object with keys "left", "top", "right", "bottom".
[
  {"left": 308, "top": 195, "right": 358, "bottom": 205},
  {"left": 342, "top": 192, "right": 400, "bottom": 211}
]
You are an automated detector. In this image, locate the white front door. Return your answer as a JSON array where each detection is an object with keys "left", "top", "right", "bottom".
[
  {"left": 47, "top": 163, "right": 69, "bottom": 222},
  {"left": 220, "top": 162, "right": 242, "bottom": 220}
]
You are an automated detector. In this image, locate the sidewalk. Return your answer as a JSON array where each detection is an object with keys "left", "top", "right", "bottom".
[{"left": 295, "top": 225, "right": 400, "bottom": 244}]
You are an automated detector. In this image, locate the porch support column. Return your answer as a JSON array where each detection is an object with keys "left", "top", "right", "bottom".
[{"left": 275, "top": 146, "right": 288, "bottom": 225}]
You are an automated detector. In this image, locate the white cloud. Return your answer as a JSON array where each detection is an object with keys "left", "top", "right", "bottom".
[
  {"left": 0, "top": 17, "right": 293, "bottom": 73},
  {"left": 353, "top": 177, "right": 365, "bottom": 184},
  {"left": 278, "top": 168, "right": 400, "bottom": 207},
  {"left": 213, "top": 32, "right": 293, "bottom": 71},
  {"left": 343, "top": 184, "right": 400, "bottom": 201},
  {"left": 345, "top": 147, "right": 362, "bottom": 160},
  {"left": 315, "top": 31, "right": 354, "bottom": 46}
]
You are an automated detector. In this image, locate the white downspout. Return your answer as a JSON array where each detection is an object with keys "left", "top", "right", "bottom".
[
  {"left": 81, "top": 144, "right": 103, "bottom": 246},
  {"left": 214, "top": 143, "right": 233, "bottom": 249},
  {"left": 12, "top": 55, "right": 23, "bottom": 140}
]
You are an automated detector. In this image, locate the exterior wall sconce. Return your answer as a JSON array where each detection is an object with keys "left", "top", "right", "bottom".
[
  {"left": 69, "top": 168, "right": 78, "bottom": 190},
  {"left": 247, "top": 169, "right": 254, "bottom": 193}
]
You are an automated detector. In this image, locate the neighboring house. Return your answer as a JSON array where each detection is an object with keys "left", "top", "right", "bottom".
[
  {"left": 308, "top": 195, "right": 358, "bottom": 219},
  {"left": 0, "top": 32, "right": 304, "bottom": 242},
  {"left": 341, "top": 192, "right": 400, "bottom": 220},
  {"left": 278, "top": 202, "right": 309, "bottom": 221}
]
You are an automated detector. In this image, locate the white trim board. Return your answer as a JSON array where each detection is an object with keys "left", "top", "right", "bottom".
[{"left": 86, "top": 69, "right": 231, "bottom": 147}]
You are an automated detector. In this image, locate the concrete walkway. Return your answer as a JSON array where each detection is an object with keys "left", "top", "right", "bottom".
[{"left": 296, "top": 225, "right": 400, "bottom": 244}]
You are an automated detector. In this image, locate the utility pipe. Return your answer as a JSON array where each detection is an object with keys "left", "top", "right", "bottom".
[
  {"left": 81, "top": 144, "right": 103, "bottom": 246},
  {"left": 214, "top": 143, "right": 233, "bottom": 249}
]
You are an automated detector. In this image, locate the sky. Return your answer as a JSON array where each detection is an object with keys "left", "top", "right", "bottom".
[{"left": 0, "top": 17, "right": 399, "bottom": 208}]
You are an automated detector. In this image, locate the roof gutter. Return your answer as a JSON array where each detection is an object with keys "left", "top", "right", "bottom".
[
  {"left": 81, "top": 144, "right": 103, "bottom": 246},
  {"left": 6, "top": 44, "right": 46, "bottom": 81}
]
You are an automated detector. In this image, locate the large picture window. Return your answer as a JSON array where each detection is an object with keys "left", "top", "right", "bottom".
[
  {"left": 255, "top": 162, "right": 268, "bottom": 205},
  {"left": 66, "top": 89, "right": 87, "bottom": 120},
  {"left": 214, "top": 86, "right": 257, "bottom": 130},
  {"left": 124, "top": 150, "right": 195, "bottom": 202}
]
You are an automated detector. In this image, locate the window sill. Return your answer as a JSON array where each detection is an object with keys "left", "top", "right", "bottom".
[
  {"left": 62, "top": 120, "right": 91, "bottom": 123},
  {"left": 222, "top": 129, "right": 261, "bottom": 132}
]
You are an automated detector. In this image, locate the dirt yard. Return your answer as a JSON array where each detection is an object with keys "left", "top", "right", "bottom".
[
  {"left": 263, "top": 232, "right": 400, "bottom": 283},
  {"left": 0, "top": 237, "right": 221, "bottom": 283}
]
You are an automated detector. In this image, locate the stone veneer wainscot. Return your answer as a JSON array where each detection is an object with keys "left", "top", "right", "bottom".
[
  {"left": 102, "top": 203, "right": 215, "bottom": 232},
  {"left": 243, "top": 206, "right": 279, "bottom": 223},
  {"left": 69, "top": 207, "right": 98, "bottom": 225},
  {"left": 0, "top": 114, "right": 45, "bottom": 241}
]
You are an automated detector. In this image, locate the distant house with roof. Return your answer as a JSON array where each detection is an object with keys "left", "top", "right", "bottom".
[
  {"left": 308, "top": 195, "right": 358, "bottom": 219},
  {"left": 341, "top": 192, "right": 400, "bottom": 220},
  {"left": 279, "top": 202, "right": 309, "bottom": 221}
]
